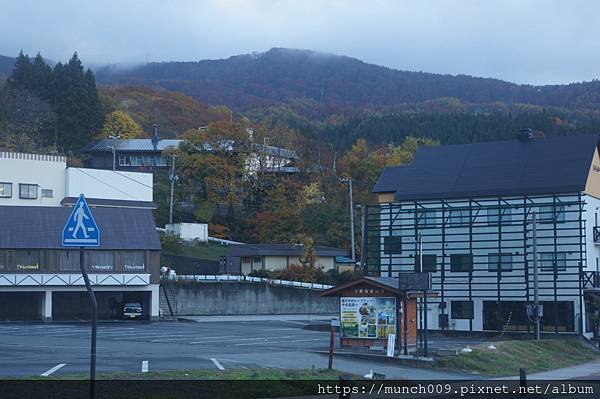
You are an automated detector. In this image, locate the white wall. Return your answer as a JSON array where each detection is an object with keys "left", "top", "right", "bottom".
[
  {"left": 66, "top": 168, "right": 153, "bottom": 202},
  {"left": 165, "top": 223, "right": 208, "bottom": 242},
  {"left": 0, "top": 152, "right": 66, "bottom": 206}
]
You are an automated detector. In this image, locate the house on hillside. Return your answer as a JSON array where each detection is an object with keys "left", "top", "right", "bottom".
[
  {"left": 221, "top": 244, "right": 347, "bottom": 275},
  {"left": 85, "top": 126, "right": 299, "bottom": 174},
  {"left": 370, "top": 133, "right": 600, "bottom": 337}
]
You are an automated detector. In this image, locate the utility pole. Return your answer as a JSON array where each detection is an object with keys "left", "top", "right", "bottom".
[
  {"left": 359, "top": 204, "right": 367, "bottom": 275},
  {"left": 108, "top": 134, "right": 120, "bottom": 172},
  {"left": 533, "top": 211, "right": 540, "bottom": 340},
  {"left": 169, "top": 155, "right": 178, "bottom": 225},
  {"left": 340, "top": 178, "right": 355, "bottom": 262}
]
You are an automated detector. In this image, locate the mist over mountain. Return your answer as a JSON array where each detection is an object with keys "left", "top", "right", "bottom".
[{"left": 93, "top": 48, "right": 600, "bottom": 116}]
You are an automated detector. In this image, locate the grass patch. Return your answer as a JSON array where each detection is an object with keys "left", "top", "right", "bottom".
[
  {"left": 179, "top": 242, "right": 228, "bottom": 261},
  {"left": 50, "top": 368, "right": 346, "bottom": 380},
  {"left": 434, "top": 339, "right": 599, "bottom": 377},
  {"left": 22, "top": 368, "right": 353, "bottom": 399}
]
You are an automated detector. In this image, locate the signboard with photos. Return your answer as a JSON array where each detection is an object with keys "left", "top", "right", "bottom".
[{"left": 340, "top": 297, "right": 396, "bottom": 339}]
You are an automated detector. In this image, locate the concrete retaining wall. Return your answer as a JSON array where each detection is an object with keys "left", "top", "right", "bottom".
[{"left": 174, "top": 281, "right": 338, "bottom": 315}]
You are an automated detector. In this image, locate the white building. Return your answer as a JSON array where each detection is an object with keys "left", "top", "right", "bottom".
[
  {"left": 0, "top": 152, "right": 153, "bottom": 206},
  {"left": 0, "top": 152, "right": 160, "bottom": 321},
  {"left": 372, "top": 134, "right": 600, "bottom": 337}
]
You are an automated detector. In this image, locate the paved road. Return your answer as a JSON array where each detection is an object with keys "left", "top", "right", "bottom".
[{"left": 0, "top": 319, "right": 466, "bottom": 379}]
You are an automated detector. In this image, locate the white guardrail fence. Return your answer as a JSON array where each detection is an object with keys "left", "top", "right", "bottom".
[{"left": 163, "top": 274, "right": 333, "bottom": 290}]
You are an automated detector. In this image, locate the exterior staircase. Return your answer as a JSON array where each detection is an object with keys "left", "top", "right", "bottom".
[{"left": 159, "top": 279, "right": 178, "bottom": 321}]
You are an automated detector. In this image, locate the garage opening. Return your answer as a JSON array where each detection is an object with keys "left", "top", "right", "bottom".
[
  {"left": 53, "top": 291, "right": 151, "bottom": 321},
  {"left": 0, "top": 292, "right": 43, "bottom": 321}
]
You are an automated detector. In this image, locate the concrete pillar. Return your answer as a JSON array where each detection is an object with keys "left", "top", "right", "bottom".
[
  {"left": 43, "top": 290, "right": 52, "bottom": 322},
  {"left": 150, "top": 285, "right": 159, "bottom": 321}
]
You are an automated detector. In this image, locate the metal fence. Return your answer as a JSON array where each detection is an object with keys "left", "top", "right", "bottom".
[{"left": 162, "top": 274, "right": 333, "bottom": 290}]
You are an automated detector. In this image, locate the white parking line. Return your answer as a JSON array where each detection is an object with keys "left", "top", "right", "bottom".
[
  {"left": 210, "top": 358, "right": 225, "bottom": 371},
  {"left": 40, "top": 363, "right": 67, "bottom": 377},
  {"left": 141, "top": 360, "right": 148, "bottom": 373},
  {"left": 279, "top": 320, "right": 308, "bottom": 325},
  {"left": 150, "top": 338, "right": 189, "bottom": 342}
]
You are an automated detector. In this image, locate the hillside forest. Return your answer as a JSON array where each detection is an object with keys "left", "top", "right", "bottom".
[{"left": 2, "top": 50, "right": 600, "bottom": 260}]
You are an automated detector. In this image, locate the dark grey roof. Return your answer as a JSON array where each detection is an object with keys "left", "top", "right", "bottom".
[
  {"left": 60, "top": 197, "right": 156, "bottom": 210},
  {"left": 253, "top": 144, "right": 299, "bottom": 160},
  {"left": 373, "top": 134, "right": 599, "bottom": 200},
  {"left": 86, "top": 139, "right": 183, "bottom": 153},
  {"left": 0, "top": 206, "right": 161, "bottom": 250},
  {"left": 227, "top": 244, "right": 347, "bottom": 257}
]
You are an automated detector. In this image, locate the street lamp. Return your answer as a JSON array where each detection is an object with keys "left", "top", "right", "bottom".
[
  {"left": 339, "top": 177, "right": 355, "bottom": 262},
  {"left": 108, "top": 134, "right": 121, "bottom": 172}
]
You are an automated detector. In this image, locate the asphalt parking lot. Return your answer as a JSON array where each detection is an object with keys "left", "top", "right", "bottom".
[{"left": 0, "top": 318, "right": 473, "bottom": 379}]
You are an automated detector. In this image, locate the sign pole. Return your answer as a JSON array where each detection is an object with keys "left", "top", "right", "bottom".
[
  {"left": 79, "top": 246, "right": 97, "bottom": 399},
  {"left": 328, "top": 323, "right": 335, "bottom": 370}
]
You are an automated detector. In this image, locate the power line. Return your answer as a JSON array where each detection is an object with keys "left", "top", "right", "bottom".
[{"left": 72, "top": 168, "right": 137, "bottom": 200}]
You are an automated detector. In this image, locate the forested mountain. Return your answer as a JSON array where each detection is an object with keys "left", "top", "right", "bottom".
[{"left": 95, "top": 47, "right": 600, "bottom": 116}]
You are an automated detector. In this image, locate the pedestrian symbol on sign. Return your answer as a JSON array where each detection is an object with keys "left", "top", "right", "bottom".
[{"left": 62, "top": 194, "right": 100, "bottom": 247}]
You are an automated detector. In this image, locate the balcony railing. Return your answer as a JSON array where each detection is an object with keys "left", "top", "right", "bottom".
[{"left": 582, "top": 271, "right": 600, "bottom": 289}]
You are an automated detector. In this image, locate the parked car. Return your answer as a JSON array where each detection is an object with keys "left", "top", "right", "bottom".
[{"left": 123, "top": 302, "right": 143, "bottom": 319}]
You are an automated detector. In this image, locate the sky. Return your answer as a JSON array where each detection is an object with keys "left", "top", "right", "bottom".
[{"left": 0, "top": 0, "right": 598, "bottom": 85}]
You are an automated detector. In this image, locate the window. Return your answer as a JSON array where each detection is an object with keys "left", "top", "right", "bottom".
[
  {"left": 241, "top": 256, "right": 252, "bottom": 264},
  {"left": 123, "top": 251, "right": 145, "bottom": 271},
  {"left": 15, "top": 250, "right": 40, "bottom": 271},
  {"left": 449, "top": 209, "right": 469, "bottom": 227},
  {"left": 60, "top": 250, "right": 79, "bottom": 271},
  {"left": 415, "top": 254, "right": 437, "bottom": 272},
  {"left": 0, "top": 182, "right": 12, "bottom": 198},
  {"left": 155, "top": 156, "right": 167, "bottom": 166},
  {"left": 451, "top": 300, "right": 474, "bottom": 319},
  {"left": 539, "top": 205, "right": 565, "bottom": 223},
  {"left": 131, "top": 155, "right": 143, "bottom": 166},
  {"left": 540, "top": 252, "right": 567, "bottom": 272},
  {"left": 450, "top": 254, "right": 473, "bottom": 272},
  {"left": 487, "top": 207, "right": 512, "bottom": 225},
  {"left": 488, "top": 253, "right": 513, "bottom": 272},
  {"left": 0, "top": 250, "right": 6, "bottom": 271},
  {"left": 416, "top": 210, "right": 436, "bottom": 228},
  {"left": 252, "top": 256, "right": 262, "bottom": 264},
  {"left": 119, "top": 155, "right": 131, "bottom": 166},
  {"left": 88, "top": 251, "right": 114, "bottom": 271},
  {"left": 41, "top": 189, "right": 53, "bottom": 198},
  {"left": 19, "top": 184, "right": 37, "bottom": 199},
  {"left": 383, "top": 236, "right": 402, "bottom": 254}
]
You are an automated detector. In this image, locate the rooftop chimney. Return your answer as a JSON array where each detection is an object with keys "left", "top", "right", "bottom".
[{"left": 151, "top": 124, "right": 159, "bottom": 150}]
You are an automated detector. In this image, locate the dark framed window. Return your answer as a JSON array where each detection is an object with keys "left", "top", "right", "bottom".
[
  {"left": 450, "top": 254, "right": 473, "bottom": 272},
  {"left": 449, "top": 209, "right": 469, "bottom": 227},
  {"left": 41, "top": 189, "right": 53, "bottom": 198},
  {"left": 416, "top": 210, "right": 436, "bottom": 228},
  {"left": 118, "top": 155, "right": 130, "bottom": 166},
  {"left": 0, "top": 250, "right": 6, "bottom": 271},
  {"left": 383, "top": 236, "right": 402, "bottom": 255},
  {"left": 252, "top": 256, "right": 262, "bottom": 264},
  {"left": 539, "top": 205, "right": 565, "bottom": 223},
  {"left": 540, "top": 252, "right": 567, "bottom": 272},
  {"left": 451, "top": 300, "right": 474, "bottom": 319},
  {"left": 60, "top": 250, "right": 80, "bottom": 271},
  {"left": 88, "top": 251, "right": 115, "bottom": 271},
  {"left": 0, "top": 182, "right": 12, "bottom": 198},
  {"left": 14, "top": 250, "right": 41, "bottom": 271},
  {"left": 155, "top": 156, "right": 167, "bottom": 166},
  {"left": 123, "top": 251, "right": 145, "bottom": 271},
  {"left": 488, "top": 253, "right": 513, "bottom": 272},
  {"left": 415, "top": 254, "right": 437, "bottom": 272},
  {"left": 487, "top": 207, "right": 512, "bottom": 225},
  {"left": 19, "top": 183, "right": 38, "bottom": 199}
]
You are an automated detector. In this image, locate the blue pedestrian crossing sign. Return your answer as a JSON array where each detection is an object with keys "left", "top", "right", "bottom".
[{"left": 62, "top": 194, "right": 100, "bottom": 247}]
